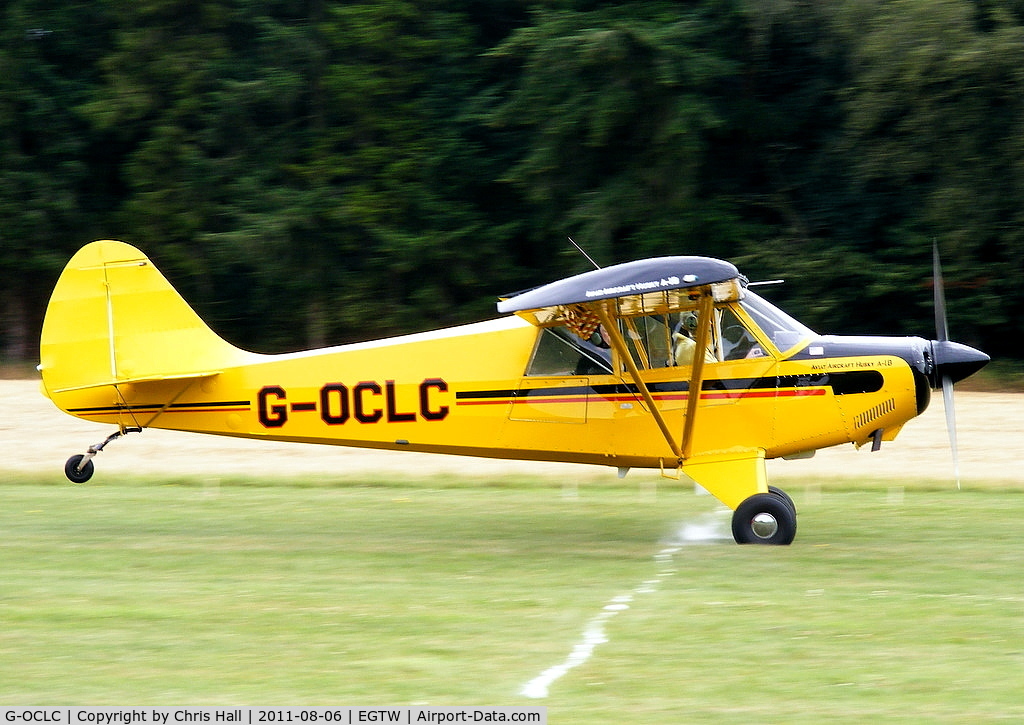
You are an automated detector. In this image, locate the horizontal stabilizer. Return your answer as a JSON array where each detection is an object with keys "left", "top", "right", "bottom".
[{"left": 51, "top": 370, "right": 224, "bottom": 394}]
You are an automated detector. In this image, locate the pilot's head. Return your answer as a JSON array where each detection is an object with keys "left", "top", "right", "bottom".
[{"left": 679, "top": 311, "right": 698, "bottom": 336}]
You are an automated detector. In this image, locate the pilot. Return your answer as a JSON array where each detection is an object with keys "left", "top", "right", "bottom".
[{"left": 673, "top": 311, "right": 715, "bottom": 366}]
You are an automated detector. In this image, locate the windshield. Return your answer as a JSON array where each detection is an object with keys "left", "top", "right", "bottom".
[{"left": 739, "top": 291, "right": 815, "bottom": 351}]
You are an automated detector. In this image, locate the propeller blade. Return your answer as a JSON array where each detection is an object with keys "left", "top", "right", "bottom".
[
  {"left": 933, "top": 241, "right": 968, "bottom": 490},
  {"left": 933, "top": 240, "right": 949, "bottom": 342},
  {"left": 941, "top": 375, "right": 961, "bottom": 491}
]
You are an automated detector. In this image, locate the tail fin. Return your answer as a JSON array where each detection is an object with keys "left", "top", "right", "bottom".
[{"left": 39, "top": 240, "right": 251, "bottom": 397}]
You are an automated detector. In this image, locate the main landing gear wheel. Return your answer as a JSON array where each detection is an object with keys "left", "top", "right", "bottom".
[
  {"left": 64, "top": 454, "right": 95, "bottom": 484},
  {"left": 732, "top": 492, "right": 797, "bottom": 545},
  {"left": 768, "top": 485, "right": 797, "bottom": 517}
]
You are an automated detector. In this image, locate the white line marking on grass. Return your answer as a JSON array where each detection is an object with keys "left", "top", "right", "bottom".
[{"left": 520, "top": 510, "right": 729, "bottom": 698}]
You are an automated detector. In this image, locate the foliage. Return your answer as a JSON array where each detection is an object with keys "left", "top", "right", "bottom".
[{"left": 2, "top": 0, "right": 1023, "bottom": 359}]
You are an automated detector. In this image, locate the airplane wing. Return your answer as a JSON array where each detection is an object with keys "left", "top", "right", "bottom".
[{"left": 497, "top": 255, "right": 745, "bottom": 318}]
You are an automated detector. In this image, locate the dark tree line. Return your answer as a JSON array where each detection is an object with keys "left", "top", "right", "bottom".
[{"left": 2, "top": 0, "right": 1023, "bottom": 362}]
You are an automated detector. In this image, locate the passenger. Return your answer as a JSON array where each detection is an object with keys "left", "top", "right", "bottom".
[
  {"left": 672, "top": 312, "right": 699, "bottom": 365},
  {"left": 588, "top": 325, "right": 612, "bottom": 349}
]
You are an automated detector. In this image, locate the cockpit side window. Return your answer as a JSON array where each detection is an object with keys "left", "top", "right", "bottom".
[
  {"left": 524, "top": 294, "right": 802, "bottom": 376},
  {"left": 526, "top": 326, "right": 613, "bottom": 376},
  {"left": 622, "top": 310, "right": 721, "bottom": 370},
  {"left": 622, "top": 315, "right": 674, "bottom": 369}
]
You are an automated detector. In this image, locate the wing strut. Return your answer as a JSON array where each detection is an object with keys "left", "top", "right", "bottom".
[
  {"left": 680, "top": 292, "right": 714, "bottom": 459},
  {"left": 594, "top": 304, "right": 684, "bottom": 464}
]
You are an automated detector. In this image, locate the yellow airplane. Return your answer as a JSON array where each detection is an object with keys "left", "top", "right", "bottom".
[{"left": 39, "top": 240, "right": 988, "bottom": 544}]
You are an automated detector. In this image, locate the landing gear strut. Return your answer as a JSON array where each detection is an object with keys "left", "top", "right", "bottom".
[
  {"left": 64, "top": 427, "right": 142, "bottom": 484},
  {"left": 732, "top": 488, "right": 797, "bottom": 545}
]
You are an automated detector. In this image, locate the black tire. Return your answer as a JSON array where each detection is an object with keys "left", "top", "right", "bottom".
[
  {"left": 768, "top": 485, "right": 797, "bottom": 517},
  {"left": 64, "top": 454, "right": 94, "bottom": 484},
  {"left": 732, "top": 493, "right": 797, "bottom": 545}
]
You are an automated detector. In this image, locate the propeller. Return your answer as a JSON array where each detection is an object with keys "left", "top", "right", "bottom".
[
  {"left": 932, "top": 241, "right": 960, "bottom": 489},
  {"left": 929, "top": 242, "right": 990, "bottom": 489}
]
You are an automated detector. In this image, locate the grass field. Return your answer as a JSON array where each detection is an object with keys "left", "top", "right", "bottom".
[{"left": 2, "top": 475, "right": 1022, "bottom": 722}]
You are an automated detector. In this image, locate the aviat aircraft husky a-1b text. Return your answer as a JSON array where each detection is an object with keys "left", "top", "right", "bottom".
[{"left": 39, "top": 240, "right": 989, "bottom": 544}]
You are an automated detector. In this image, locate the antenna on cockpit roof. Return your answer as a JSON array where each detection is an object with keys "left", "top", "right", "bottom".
[{"left": 568, "top": 237, "right": 601, "bottom": 270}]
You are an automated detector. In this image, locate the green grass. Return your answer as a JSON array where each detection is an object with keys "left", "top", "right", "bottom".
[{"left": 1, "top": 477, "right": 1023, "bottom": 722}]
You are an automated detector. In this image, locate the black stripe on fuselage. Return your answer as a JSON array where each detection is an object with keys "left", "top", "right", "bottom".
[{"left": 455, "top": 370, "right": 883, "bottom": 402}]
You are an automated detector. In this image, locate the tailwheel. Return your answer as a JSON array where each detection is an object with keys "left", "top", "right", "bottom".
[
  {"left": 62, "top": 427, "right": 142, "bottom": 484},
  {"left": 732, "top": 492, "right": 797, "bottom": 545},
  {"left": 64, "top": 454, "right": 95, "bottom": 484}
]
